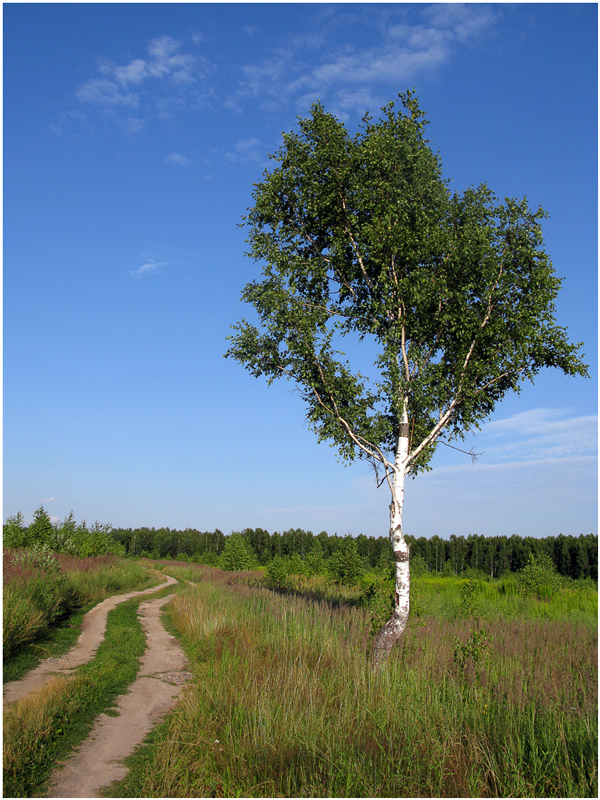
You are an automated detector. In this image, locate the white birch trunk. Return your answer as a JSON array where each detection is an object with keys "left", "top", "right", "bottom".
[{"left": 371, "top": 417, "right": 411, "bottom": 669}]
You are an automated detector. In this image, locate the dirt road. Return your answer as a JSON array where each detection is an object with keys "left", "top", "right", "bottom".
[
  {"left": 3, "top": 573, "right": 178, "bottom": 705},
  {"left": 4, "top": 572, "right": 192, "bottom": 798}
]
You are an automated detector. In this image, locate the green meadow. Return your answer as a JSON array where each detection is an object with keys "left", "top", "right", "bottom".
[
  {"left": 3, "top": 546, "right": 597, "bottom": 798},
  {"left": 109, "top": 564, "right": 597, "bottom": 798}
]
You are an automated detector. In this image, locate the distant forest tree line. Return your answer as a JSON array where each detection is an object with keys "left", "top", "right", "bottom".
[{"left": 108, "top": 525, "right": 598, "bottom": 581}]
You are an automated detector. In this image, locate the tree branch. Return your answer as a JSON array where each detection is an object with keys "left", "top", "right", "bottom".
[
  {"left": 438, "top": 440, "right": 482, "bottom": 464},
  {"left": 310, "top": 356, "right": 396, "bottom": 483}
]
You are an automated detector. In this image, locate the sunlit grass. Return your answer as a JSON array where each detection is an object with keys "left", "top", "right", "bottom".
[
  {"left": 107, "top": 574, "right": 597, "bottom": 798},
  {"left": 3, "top": 582, "right": 177, "bottom": 798},
  {"left": 3, "top": 550, "right": 155, "bottom": 672}
]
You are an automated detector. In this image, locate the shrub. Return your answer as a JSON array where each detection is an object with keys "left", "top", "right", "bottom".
[
  {"left": 360, "top": 574, "right": 394, "bottom": 636},
  {"left": 306, "top": 539, "right": 325, "bottom": 577},
  {"left": 265, "top": 555, "right": 291, "bottom": 590},
  {"left": 220, "top": 533, "right": 254, "bottom": 571},
  {"left": 3, "top": 512, "right": 27, "bottom": 548},
  {"left": 460, "top": 579, "right": 481, "bottom": 618},
  {"left": 327, "top": 536, "right": 365, "bottom": 586},
  {"left": 410, "top": 553, "right": 429, "bottom": 577},
  {"left": 518, "top": 552, "right": 563, "bottom": 599}
]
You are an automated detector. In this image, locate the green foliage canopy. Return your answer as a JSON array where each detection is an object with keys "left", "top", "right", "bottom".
[
  {"left": 220, "top": 532, "right": 255, "bottom": 571},
  {"left": 226, "top": 92, "right": 587, "bottom": 479},
  {"left": 327, "top": 536, "right": 365, "bottom": 586}
]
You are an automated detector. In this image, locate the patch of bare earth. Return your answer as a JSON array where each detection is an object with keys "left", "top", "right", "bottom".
[
  {"left": 3, "top": 573, "right": 178, "bottom": 705},
  {"left": 46, "top": 590, "right": 191, "bottom": 798}
]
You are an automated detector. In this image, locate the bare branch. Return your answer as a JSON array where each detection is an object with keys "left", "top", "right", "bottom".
[
  {"left": 439, "top": 440, "right": 483, "bottom": 464},
  {"left": 473, "top": 363, "right": 530, "bottom": 396},
  {"left": 340, "top": 195, "right": 376, "bottom": 294},
  {"left": 296, "top": 300, "right": 348, "bottom": 319},
  {"left": 406, "top": 399, "right": 458, "bottom": 467}
]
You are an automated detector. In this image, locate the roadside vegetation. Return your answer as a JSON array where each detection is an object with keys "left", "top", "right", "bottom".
[
  {"left": 3, "top": 586, "right": 176, "bottom": 798},
  {"left": 106, "top": 562, "right": 597, "bottom": 798},
  {"left": 3, "top": 513, "right": 597, "bottom": 797},
  {"left": 3, "top": 547, "right": 153, "bottom": 675},
  {"left": 3, "top": 515, "right": 176, "bottom": 797}
]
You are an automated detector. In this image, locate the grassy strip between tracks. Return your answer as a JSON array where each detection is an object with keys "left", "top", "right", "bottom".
[{"left": 2, "top": 582, "right": 178, "bottom": 798}]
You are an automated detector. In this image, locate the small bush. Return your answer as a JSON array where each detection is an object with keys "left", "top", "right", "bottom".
[
  {"left": 359, "top": 574, "right": 394, "bottom": 636},
  {"left": 410, "top": 553, "right": 429, "bottom": 577},
  {"left": 327, "top": 537, "right": 365, "bottom": 586},
  {"left": 265, "top": 555, "right": 291, "bottom": 590},
  {"left": 460, "top": 579, "right": 481, "bottom": 618},
  {"left": 519, "top": 552, "right": 563, "bottom": 599},
  {"left": 220, "top": 533, "right": 255, "bottom": 571}
]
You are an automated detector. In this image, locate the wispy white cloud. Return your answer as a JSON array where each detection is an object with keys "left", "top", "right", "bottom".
[
  {"left": 190, "top": 29, "right": 207, "bottom": 46},
  {"left": 115, "top": 116, "right": 145, "bottom": 134},
  {"left": 480, "top": 409, "right": 598, "bottom": 462},
  {"left": 165, "top": 153, "right": 193, "bottom": 167},
  {"left": 227, "top": 3, "right": 498, "bottom": 115},
  {"left": 76, "top": 78, "right": 140, "bottom": 108},
  {"left": 224, "top": 137, "right": 262, "bottom": 163},
  {"left": 42, "top": 497, "right": 56, "bottom": 503},
  {"left": 100, "top": 35, "right": 197, "bottom": 88},
  {"left": 406, "top": 454, "right": 597, "bottom": 537},
  {"left": 68, "top": 34, "right": 212, "bottom": 134},
  {"left": 57, "top": 6, "right": 497, "bottom": 139},
  {"left": 347, "top": 406, "right": 597, "bottom": 537},
  {"left": 132, "top": 259, "right": 167, "bottom": 278}
]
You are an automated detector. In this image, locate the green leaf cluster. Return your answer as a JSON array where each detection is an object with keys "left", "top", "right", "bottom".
[
  {"left": 219, "top": 532, "right": 255, "bottom": 571},
  {"left": 3, "top": 507, "right": 125, "bottom": 558},
  {"left": 226, "top": 92, "right": 587, "bottom": 476},
  {"left": 326, "top": 536, "right": 365, "bottom": 586},
  {"left": 518, "top": 552, "right": 563, "bottom": 599}
]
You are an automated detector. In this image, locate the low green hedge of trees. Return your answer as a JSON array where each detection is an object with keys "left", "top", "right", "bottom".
[{"left": 4, "top": 507, "right": 597, "bottom": 581}]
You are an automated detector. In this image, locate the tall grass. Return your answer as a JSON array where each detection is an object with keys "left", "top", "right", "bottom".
[
  {"left": 3, "top": 596, "right": 150, "bottom": 797},
  {"left": 413, "top": 574, "right": 598, "bottom": 626},
  {"left": 3, "top": 549, "right": 153, "bottom": 664},
  {"left": 108, "top": 570, "right": 597, "bottom": 798}
]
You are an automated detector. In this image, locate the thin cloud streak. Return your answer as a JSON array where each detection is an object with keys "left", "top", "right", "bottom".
[
  {"left": 165, "top": 153, "right": 192, "bottom": 167},
  {"left": 228, "top": 4, "right": 498, "bottom": 114},
  {"left": 475, "top": 409, "right": 597, "bottom": 463},
  {"left": 132, "top": 260, "right": 167, "bottom": 278}
]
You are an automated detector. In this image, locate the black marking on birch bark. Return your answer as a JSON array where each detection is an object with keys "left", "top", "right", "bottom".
[{"left": 398, "top": 423, "right": 410, "bottom": 437}]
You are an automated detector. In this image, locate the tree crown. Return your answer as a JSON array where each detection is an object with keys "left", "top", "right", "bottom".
[{"left": 226, "top": 92, "right": 588, "bottom": 479}]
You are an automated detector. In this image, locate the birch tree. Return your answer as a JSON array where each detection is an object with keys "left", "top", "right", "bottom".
[{"left": 225, "top": 93, "right": 588, "bottom": 667}]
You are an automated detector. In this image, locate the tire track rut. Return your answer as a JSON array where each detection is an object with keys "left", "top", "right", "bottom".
[
  {"left": 3, "top": 573, "right": 177, "bottom": 705},
  {"left": 4, "top": 571, "right": 192, "bottom": 798},
  {"left": 46, "top": 589, "right": 191, "bottom": 797}
]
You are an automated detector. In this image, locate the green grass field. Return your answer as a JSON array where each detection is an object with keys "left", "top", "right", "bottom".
[
  {"left": 3, "top": 552, "right": 597, "bottom": 798},
  {"left": 105, "top": 565, "right": 597, "bottom": 798}
]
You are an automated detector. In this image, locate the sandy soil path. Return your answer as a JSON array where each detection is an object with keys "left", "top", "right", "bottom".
[
  {"left": 3, "top": 572, "right": 178, "bottom": 706},
  {"left": 45, "top": 590, "right": 192, "bottom": 798}
]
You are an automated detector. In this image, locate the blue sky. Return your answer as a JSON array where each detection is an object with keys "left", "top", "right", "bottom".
[{"left": 3, "top": 2, "right": 597, "bottom": 539}]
